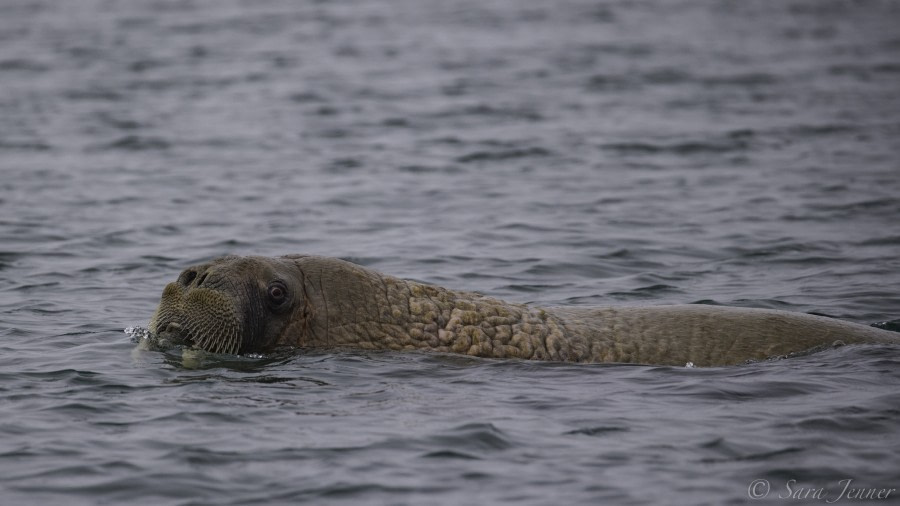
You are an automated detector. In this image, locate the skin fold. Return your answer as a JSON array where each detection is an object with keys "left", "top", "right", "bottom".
[{"left": 148, "top": 255, "right": 899, "bottom": 367}]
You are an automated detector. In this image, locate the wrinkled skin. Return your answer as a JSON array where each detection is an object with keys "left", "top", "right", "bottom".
[{"left": 149, "top": 255, "right": 900, "bottom": 366}]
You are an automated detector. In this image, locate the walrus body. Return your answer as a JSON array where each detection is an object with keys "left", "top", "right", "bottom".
[{"left": 148, "top": 255, "right": 899, "bottom": 366}]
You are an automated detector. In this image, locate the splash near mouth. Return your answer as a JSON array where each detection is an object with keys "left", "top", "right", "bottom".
[
  {"left": 124, "top": 326, "right": 151, "bottom": 341},
  {"left": 126, "top": 325, "right": 173, "bottom": 352}
]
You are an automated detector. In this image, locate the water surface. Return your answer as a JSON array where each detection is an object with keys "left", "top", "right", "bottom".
[{"left": 2, "top": 0, "right": 900, "bottom": 504}]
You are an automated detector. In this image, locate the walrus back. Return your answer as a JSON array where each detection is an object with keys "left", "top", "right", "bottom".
[{"left": 553, "top": 305, "right": 900, "bottom": 366}]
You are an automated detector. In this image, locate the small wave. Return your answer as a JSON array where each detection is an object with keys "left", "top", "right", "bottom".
[
  {"left": 456, "top": 146, "right": 552, "bottom": 163},
  {"left": 429, "top": 423, "right": 514, "bottom": 453},
  {"left": 288, "top": 91, "right": 326, "bottom": 103},
  {"left": 871, "top": 320, "right": 900, "bottom": 333},
  {"left": 303, "top": 482, "right": 453, "bottom": 501},
  {"left": 98, "top": 135, "right": 171, "bottom": 151},
  {"left": 873, "top": 62, "right": 900, "bottom": 74},
  {"left": 860, "top": 235, "right": 900, "bottom": 246},
  {"left": 0, "top": 141, "right": 52, "bottom": 151},
  {"left": 0, "top": 58, "right": 49, "bottom": 72},
  {"left": 786, "top": 123, "right": 857, "bottom": 137},
  {"left": 94, "top": 112, "right": 144, "bottom": 130},
  {"left": 499, "top": 283, "right": 572, "bottom": 294},
  {"left": 701, "top": 72, "right": 778, "bottom": 87},
  {"left": 565, "top": 426, "right": 629, "bottom": 437},
  {"left": 64, "top": 88, "right": 124, "bottom": 102},
  {"left": 522, "top": 261, "right": 619, "bottom": 279},
  {"left": 421, "top": 449, "right": 481, "bottom": 460},
  {"left": 607, "top": 284, "right": 683, "bottom": 299},
  {"left": 697, "top": 441, "right": 803, "bottom": 464},
  {"left": 600, "top": 138, "right": 748, "bottom": 155},
  {"left": 811, "top": 197, "right": 896, "bottom": 213},
  {"left": 396, "top": 164, "right": 464, "bottom": 174}
]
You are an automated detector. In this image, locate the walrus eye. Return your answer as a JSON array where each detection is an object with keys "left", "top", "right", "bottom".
[{"left": 267, "top": 281, "right": 287, "bottom": 306}]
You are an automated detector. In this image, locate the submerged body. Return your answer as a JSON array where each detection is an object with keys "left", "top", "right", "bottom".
[{"left": 148, "top": 255, "right": 898, "bottom": 366}]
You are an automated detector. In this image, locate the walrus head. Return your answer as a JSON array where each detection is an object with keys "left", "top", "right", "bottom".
[{"left": 148, "top": 256, "right": 310, "bottom": 354}]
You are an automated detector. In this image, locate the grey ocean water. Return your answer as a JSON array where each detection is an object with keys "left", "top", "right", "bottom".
[{"left": 2, "top": 0, "right": 900, "bottom": 504}]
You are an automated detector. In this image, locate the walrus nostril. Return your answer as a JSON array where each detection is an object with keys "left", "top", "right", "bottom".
[
  {"left": 178, "top": 270, "right": 197, "bottom": 286},
  {"left": 196, "top": 272, "right": 209, "bottom": 287}
]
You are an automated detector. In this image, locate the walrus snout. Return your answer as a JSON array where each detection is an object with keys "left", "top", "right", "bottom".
[{"left": 149, "top": 260, "right": 250, "bottom": 354}]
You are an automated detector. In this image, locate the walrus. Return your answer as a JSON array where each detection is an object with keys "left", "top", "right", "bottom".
[{"left": 147, "top": 254, "right": 899, "bottom": 367}]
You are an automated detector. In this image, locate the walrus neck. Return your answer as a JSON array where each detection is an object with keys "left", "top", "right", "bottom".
[{"left": 283, "top": 256, "right": 584, "bottom": 360}]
